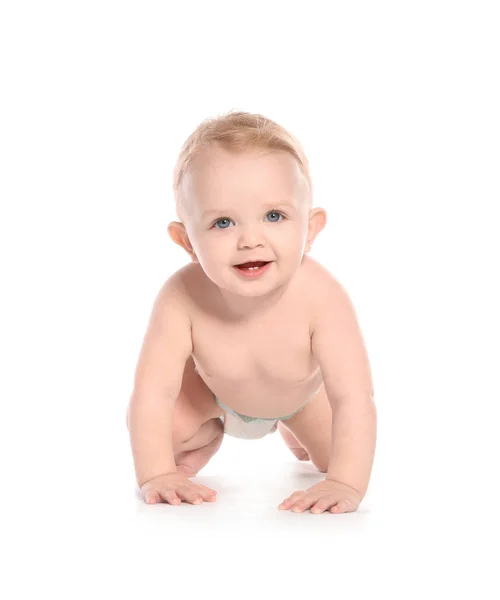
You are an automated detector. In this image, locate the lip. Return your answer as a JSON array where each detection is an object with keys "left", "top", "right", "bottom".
[
  {"left": 233, "top": 259, "right": 272, "bottom": 266},
  {"left": 232, "top": 261, "right": 273, "bottom": 279}
]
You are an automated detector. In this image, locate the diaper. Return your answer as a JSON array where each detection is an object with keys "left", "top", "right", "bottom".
[
  {"left": 215, "top": 396, "right": 311, "bottom": 440},
  {"left": 218, "top": 409, "right": 280, "bottom": 439}
]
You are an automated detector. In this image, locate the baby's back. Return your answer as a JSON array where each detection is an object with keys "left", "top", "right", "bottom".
[{"left": 175, "top": 255, "right": 324, "bottom": 418}]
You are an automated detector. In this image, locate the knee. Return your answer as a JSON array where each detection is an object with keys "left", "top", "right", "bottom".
[{"left": 176, "top": 417, "right": 223, "bottom": 451}]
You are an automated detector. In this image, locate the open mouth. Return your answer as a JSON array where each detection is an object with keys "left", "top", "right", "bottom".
[
  {"left": 233, "top": 261, "right": 273, "bottom": 278},
  {"left": 235, "top": 261, "right": 271, "bottom": 271}
]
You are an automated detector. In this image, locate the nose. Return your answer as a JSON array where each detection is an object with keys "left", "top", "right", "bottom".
[{"left": 237, "top": 225, "right": 266, "bottom": 250}]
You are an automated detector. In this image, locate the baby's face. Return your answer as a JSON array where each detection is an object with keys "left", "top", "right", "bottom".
[{"left": 180, "top": 145, "right": 313, "bottom": 297}]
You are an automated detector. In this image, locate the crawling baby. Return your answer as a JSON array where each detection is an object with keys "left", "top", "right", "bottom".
[{"left": 127, "top": 111, "right": 376, "bottom": 514}]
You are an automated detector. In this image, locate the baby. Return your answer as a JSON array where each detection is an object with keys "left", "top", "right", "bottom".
[{"left": 127, "top": 111, "right": 376, "bottom": 514}]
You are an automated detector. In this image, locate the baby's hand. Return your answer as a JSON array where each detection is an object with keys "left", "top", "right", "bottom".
[
  {"left": 278, "top": 479, "right": 361, "bottom": 514},
  {"left": 140, "top": 472, "right": 218, "bottom": 506}
]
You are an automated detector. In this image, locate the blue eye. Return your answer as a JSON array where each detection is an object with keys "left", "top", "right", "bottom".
[
  {"left": 213, "top": 212, "right": 284, "bottom": 229},
  {"left": 214, "top": 218, "right": 232, "bottom": 229},
  {"left": 267, "top": 211, "right": 283, "bottom": 223}
]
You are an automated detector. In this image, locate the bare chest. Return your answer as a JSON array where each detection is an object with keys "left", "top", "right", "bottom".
[{"left": 190, "top": 301, "right": 322, "bottom": 417}]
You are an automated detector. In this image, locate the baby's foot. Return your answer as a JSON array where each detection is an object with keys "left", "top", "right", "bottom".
[
  {"left": 288, "top": 447, "right": 310, "bottom": 461},
  {"left": 277, "top": 421, "right": 310, "bottom": 461}
]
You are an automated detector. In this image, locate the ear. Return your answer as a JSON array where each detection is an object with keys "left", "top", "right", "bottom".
[
  {"left": 305, "top": 208, "right": 327, "bottom": 253},
  {"left": 167, "top": 221, "right": 199, "bottom": 263}
]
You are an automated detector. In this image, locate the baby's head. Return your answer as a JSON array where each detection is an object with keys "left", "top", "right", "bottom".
[{"left": 168, "top": 111, "right": 326, "bottom": 295}]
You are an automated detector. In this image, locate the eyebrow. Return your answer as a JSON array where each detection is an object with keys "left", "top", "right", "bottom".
[{"left": 200, "top": 204, "right": 295, "bottom": 220}]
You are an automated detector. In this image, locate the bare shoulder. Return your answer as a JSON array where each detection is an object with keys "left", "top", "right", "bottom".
[
  {"left": 301, "top": 255, "right": 348, "bottom": 301},
  {"left": 154, "top": 266, "right": 189, "bottom": 308},
  {"left": 301, "top": 256, "right": 357, "bottom": 329},
  {"left": 156, "top": 262, "right": 198, "bottom": 301}
]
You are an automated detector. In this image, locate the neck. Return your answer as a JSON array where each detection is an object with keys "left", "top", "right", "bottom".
[{"left": 216, "top": 282, "right": 289, "bottom": 322}]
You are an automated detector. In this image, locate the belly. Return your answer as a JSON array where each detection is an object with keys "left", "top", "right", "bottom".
[{"left": 193, "top": 361, "right": 323, "bottom": 419}]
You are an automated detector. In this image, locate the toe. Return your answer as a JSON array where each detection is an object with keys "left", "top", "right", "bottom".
[{"left": 291, "top": 448, "right": 310, "bottom": 461}]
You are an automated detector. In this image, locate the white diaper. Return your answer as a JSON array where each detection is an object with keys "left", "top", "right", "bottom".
[{"left": 219, "top": 410, "right": 279, "bottom": 440}]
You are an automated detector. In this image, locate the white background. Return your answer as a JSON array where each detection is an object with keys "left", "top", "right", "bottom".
[{"left": 1, "top": 1, "right": 499, "bottom": 598}]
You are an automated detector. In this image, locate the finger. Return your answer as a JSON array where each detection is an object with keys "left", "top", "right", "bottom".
[
  {"left": 330, "top": 500, "right": 350, "bottom": 513},
  {"left": 199, "top": 486, "right": 218, "bottom": 500},
  {"left": 144, "top": 490, "right": 161, "bottom": 504},
  {"left": 278, "top": 492, "right": 302, "bottom": 509},
  {"left": 197, "top": 488, "right": 217, "bottom": 502},
  {"left": 159, "top": 490, "right": 181, "bottom": 505},
  {"left": 311, "top": 499, "right": 334, "bottom": 514},
  {"left": 279, "top": 498, "right": 298, "bottom": 509},
  {"left": 178, "top": 489, "right": 203, "bottom": 505},
  {"left": 291, "top": 498, "right": 314, "bottom": 513},
  {"left": 202, "top": 491, "right": 217, "bottom": 502}
]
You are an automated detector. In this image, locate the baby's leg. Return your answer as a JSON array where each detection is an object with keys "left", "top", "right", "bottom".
[
  {"left": 174, "top": 418, "right": 224, "bottom": 476},
  {"left": 171, "top": 356, "right": 225, "bottom": 476},
  {"left": 277, "top": 421, "right": 310, "bottom": 461}
]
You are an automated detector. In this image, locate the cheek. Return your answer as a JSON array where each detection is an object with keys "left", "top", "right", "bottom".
[
  {"left": 281, "top": 227, "right": 305, "bottom": 247},
  {"left": 197, "top": 238, "right": 231, "bottom": 264}
]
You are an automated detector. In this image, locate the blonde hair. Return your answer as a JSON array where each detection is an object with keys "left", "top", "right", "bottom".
[{"left": 172, "top": 110, "right": 313, "bottom": 222}]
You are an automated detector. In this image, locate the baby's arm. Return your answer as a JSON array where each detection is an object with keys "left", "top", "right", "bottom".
[
  {"left": 127, "top": 276, "right": 192, "bottom": 487},
  {"left": 310, "top": 275, "right": 376, "bottom": 499}
]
